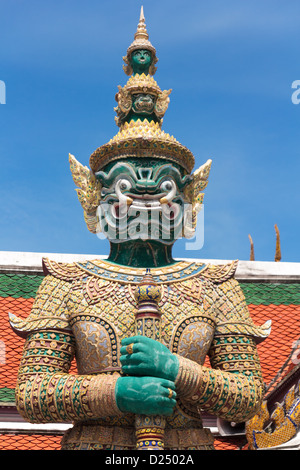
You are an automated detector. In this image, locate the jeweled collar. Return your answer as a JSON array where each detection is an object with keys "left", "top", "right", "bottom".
[{"left": 75, "top": 258, "right": 206, "bottom": 284}]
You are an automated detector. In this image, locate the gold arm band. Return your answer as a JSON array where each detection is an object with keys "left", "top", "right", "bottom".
[
  {"left": 174, "top": 354, "right": 202, "bottom": 399},
  {"left": 89, "top": 373, "right": 123, "bottom": 418}
]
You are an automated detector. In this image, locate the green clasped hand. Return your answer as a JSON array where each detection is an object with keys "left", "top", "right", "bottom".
[
  {"left": 120, "top": 336, "right": 179, "bottom": 381},
  {"left": 115, "top": 376, "right": 177, "bottom": 416},
  {"left": 115, "top": 336, "right": 179, "bottom": 416}
]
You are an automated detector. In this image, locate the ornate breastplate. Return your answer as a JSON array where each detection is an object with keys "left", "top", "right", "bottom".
[
  {"left": 12, "top": 257, "right": 265, "bottom": 378},
  {"left": 66, "top": 259, "right": 217, "bottom": 375}
]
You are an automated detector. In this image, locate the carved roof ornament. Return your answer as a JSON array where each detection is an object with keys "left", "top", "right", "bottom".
[
  {"left": 246, "top": 383, "right": 300, "bottom": 449},
  {"left": 275, "top": 224, "right": 282, "bottom": 262},
  {"left": 248, "top": 234, "right": 255, "bottom": 261}
]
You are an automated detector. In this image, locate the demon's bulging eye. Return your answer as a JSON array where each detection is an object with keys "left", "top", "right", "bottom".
[
  {"left": 114, "top": 179, "right": 133, "bottom": 207},
  {"left": 117, "top": 179, "right": 132, "bottom": 192},
  {"left": 160, "top": 180, "right": 174, "bottom": 192}
]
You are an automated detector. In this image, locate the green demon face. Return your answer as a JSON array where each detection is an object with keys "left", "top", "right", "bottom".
[
  {"left": 95, "top": 159, "right": 191, "bottom": 244},
  {"left": 130, "top": 49, "right": 152, "bottom": 75}
]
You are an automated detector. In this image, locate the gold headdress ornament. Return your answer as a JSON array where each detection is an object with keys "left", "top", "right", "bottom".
[
  {"left": 123, "top": 6, "right": 158, "bottom": 76},
  {"left": 89, "top": 6, "right": 195, "bottom": 174},
  {"left": 114, "top": 74, "right": 172, "bottom": 127},
  {"left": 89, "top": 119, "right": 195, "bottom": 174}
]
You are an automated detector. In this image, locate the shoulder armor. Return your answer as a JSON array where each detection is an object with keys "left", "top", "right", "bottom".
[
  {"left": 200, "top": 260, "right": 238, "bottom": 284},
  {"left": 212, "top": 274, "right": 272, "bottom": 343},
  {"left": 9, "top": 311, "right": 72, "bottom": 339},
  {"left": 9, "top": 271, "right": 74, "bottom": 338},
  {"left": 42, "top": 257, "right": 84, "bottom": 281}
]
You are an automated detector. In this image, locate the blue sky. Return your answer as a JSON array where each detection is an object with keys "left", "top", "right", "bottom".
[{"left": 0, "top": 0, "right": 299, "bottom": 263}]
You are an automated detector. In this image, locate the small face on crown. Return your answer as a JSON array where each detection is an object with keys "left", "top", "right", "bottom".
[
  {"left": 130, "top": 49, "right": 152, "bottom": 75},
  {"left": 132, "top": 93, "right": 155, "bottom": 116}
]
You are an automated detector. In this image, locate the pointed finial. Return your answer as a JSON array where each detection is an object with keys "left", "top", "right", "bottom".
[
  {"left": 140, "top": 5, "right": 145, "bottom": 22},
  {"left": 274, "top": 224, "right": 282, "bottom": 262},
  {"left": 123, "top": 6, "right": 158, "bottom": 76},
  {"left": 248, "top": 234, "right": 255, "bottom": 261},
  {"left": 134, "top": 5, "right": 149, "bottom": 42}
]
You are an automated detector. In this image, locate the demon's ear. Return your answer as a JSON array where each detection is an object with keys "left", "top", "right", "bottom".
[
  {"left": 183, "top": 159, "right": 212, "bottom": 238},
  {"left": 184, "top": 159, "right": 212, "bottom": 207},
  {"left": 69, "top": 153, "right": 102, "bottom": 233}
]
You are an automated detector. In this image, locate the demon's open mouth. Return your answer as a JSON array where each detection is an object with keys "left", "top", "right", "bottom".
[
  {"left": 112, "top": 197, "right": 181, "bottom": 221},
  {"left": 98, "top": 183, "right": 185, "bottom": 243},
  {"left": 110, "top": 179, "right": 182, "bottom": 222}
]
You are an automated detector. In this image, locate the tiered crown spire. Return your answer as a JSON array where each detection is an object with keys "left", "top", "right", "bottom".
[
  {"left": 89, "top": 7, "right": 195, "bottom": 174},
  {"left": 69, "top": 7, "right": 212, "bottom": 237},
  {"left": 123, "top": 6, "right": 158, "bottom": 76},
  {"left": 133, "top": 6, "right": 150, "bottom": 46}
]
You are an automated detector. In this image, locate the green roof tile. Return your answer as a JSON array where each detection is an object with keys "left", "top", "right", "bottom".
[
  {"left": 0, "top": 274, "right": 43, "bottom": 299},
  {"left": 0, "top": 387, "right": 15, "bottom": 403},
  {"left": 240, "top": 283, "right": 300, "bottom": 305},
  {"left": 0, "top": 273, "right": 299, "bottom": 305}
]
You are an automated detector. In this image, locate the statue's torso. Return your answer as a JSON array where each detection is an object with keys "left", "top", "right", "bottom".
[
  {"left": 67, "top": 261, "right": 216, "bottom": 376},
  {"left": 62, "top": 259, "right": 219, "bottom": 448}
]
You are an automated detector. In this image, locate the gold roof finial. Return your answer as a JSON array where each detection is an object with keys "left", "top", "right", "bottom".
[
  {"left": 248, "top": 234, "right": 255, "bottom": 261},
  {"left": 123, "top": 6, "right": 158, "bottom": 76},
  {"left": 274, "top": 224, "right": 282, "bottom": 262}
]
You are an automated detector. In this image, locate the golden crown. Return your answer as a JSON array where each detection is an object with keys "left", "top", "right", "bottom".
[{"left": 89, "top": 119, "right": 195, "bottom": 174}]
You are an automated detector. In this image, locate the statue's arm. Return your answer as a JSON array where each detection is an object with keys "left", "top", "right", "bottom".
[
  {"left": 15, "top": 330, "right": 121, "bottom": 423},
  {"left": 12, "top": 275, "right": 122, "bottom": 423},
  {"left": 175, "top": 334, "right": 264, "bottom": 423},
  {"left": 13, "top": 274, "right": 176, "bottom": 421},
  {"left": 174, "top": 278, "right": 268, "bottom": 423}
]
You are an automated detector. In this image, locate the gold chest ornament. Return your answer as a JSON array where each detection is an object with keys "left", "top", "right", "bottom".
[{"left": 66, "top": 259, "right": 217, "bottom": 376}]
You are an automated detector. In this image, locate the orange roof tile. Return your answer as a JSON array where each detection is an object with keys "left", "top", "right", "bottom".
[
  {"left": 250, "top": 304, "right": 300, "bottom": 389},
  {"left": 0, "top": 433, "right": 62, "bottom": 450},
  {"left": 213, "top": 437, "right": 246, "bottom": 450}
]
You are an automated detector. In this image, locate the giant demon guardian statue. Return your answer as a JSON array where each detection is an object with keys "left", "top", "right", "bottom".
[{"left": 10, "top": 8, "right": 271, "bottom": 450}]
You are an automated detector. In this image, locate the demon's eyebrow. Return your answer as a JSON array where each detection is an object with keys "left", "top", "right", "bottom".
[
  {"left": 95, "top": 162, "right": 138, "bottom": 186},
  {"left": 151, "top": 164, "right": 192, "bottom": 190}
]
